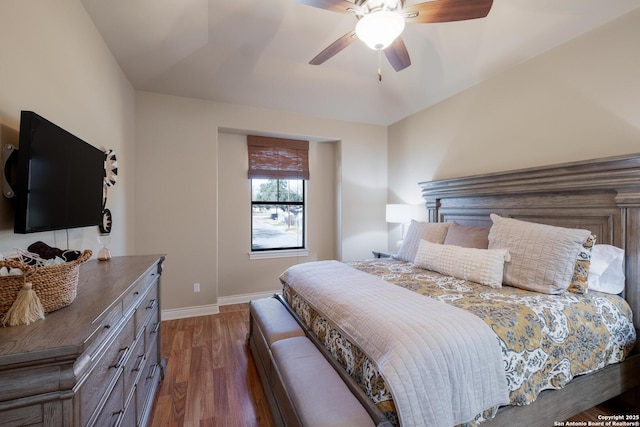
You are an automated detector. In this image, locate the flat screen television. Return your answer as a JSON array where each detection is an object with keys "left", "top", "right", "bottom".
[{"left": 14, "top": 111, "right": 104, "bottom": 234}]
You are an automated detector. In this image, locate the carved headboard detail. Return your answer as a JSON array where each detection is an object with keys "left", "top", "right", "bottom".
[{"left": 419, "top": 153, "right": 640, "bottom": 331}]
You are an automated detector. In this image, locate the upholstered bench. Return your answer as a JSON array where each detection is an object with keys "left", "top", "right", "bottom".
[
  {"left": 248, "top": 297, "right": 377, "bottom": 427},
  {"left": 271, "top": 336, "right": 375, "bottom": 427},
  {"left": 249, "top": 297, "right": 306, "bottom": 425},
  {"left": 250, "top": 297, "right": 305, "bottom": 347}
]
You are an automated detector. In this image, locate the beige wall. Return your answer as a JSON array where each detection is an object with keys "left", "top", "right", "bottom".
[
  {"left": 135, "top": 91, "right": 387, "bottom": 312},
  {"left": 0, "top": 0, "right": 135, "bottom": 257},
  {"left": 387, "top": 9, "right": 640, "bottom": 248},
  {"left": 218, "top": 133, "right": 336, "bottom": 299}
]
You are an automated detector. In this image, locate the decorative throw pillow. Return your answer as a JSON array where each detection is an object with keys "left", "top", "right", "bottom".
[
  {"left": 567, "top": 233, "right": 596, "bottom": 294},
  {"left": 443, "top": 222, "right": 490, "bottom": 249},
  {"left": 488, "top": 214, "right": 593, "bottom": 294},
  {"left": 414, "top": 240, "right": 510, "bottom": 288},
  {"left": 394, "top": 221, "right": 450, "bottom": 262},
  {"left": 587, "top": 244, "right": 625, "bottom": 294}
]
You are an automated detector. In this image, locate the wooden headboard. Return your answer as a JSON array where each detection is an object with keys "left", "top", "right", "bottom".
[{"left": 420, "top": 153, "right": 640, "bottom": 331}]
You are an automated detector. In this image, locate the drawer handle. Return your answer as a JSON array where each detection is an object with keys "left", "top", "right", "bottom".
[
  {"left": 132, "top": 354, "right": 145, "bottom": 372},
  {"left": 112, "top": 409, "right": 124, "bottom": 426},
  {"left": 110, "top": 347, "right": 129, "bottom": 369},
  {"left": 104, "top": 324, "right": 111, "bottom": 329},
  {"left": 151, "top": 322, "right": 160, "bottom": 334},
  {"left": 146, "top": 299, "right": 157, "bottom": 310},
  {"left": 146, "top": 363, "right": 158, "bottom": 380}
]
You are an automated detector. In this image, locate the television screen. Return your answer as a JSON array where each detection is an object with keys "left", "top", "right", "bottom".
[{"left": 14, "top": 111, "right": 104, "bottom": 234}]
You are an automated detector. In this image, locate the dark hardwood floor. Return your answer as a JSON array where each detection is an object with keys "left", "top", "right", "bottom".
[
  {"left": 149, "top": 304, "right": 630, "bottom": 427},
  {"left": 149, "top": 304, "right": 274, "bottom": 427}
]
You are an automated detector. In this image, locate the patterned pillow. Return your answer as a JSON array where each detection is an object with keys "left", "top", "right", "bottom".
[
  {"left": 394, "top": 221, "right": 450, "bottom": 262},
  {"left": 568, "top": 233, "right": 596, "bottom": 294},
  {"left": 488, "top": 214, "right": 593, "bottom": 294},
  {"left": 414, "top": 240, "right": 510, "bottom": 288}
]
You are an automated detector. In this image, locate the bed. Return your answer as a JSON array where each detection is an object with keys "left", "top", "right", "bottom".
[{"left": 248, "top": 153, "right": 640, "bottom": 427}]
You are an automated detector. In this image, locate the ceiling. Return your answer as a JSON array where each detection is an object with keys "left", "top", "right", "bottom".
[{"left": 81, "top": 0, "right": 640, "bottom": 126}]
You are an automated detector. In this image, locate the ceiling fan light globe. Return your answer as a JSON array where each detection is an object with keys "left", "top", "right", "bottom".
[{"left": 355, "top": 10, "right": 405, "bottom": 51}]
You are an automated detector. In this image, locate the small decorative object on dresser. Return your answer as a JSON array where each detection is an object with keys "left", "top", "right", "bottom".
[
  {"left": 0, "top": 255, "right": 165, "bottom": 427},
  {"left": 97, "top": 233, "right": 113, "bottom": 261}
]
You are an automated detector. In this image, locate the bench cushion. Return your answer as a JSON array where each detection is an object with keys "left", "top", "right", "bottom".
[
  {"left": 271, "top": 336, "right": 375, "bottom": 427},
  {"left": 250, "top": 297, "right": 305, "bottom": 347}
]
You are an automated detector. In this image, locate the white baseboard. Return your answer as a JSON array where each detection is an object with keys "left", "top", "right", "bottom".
[
  {"left": 217, "top": 289, "right": 281, "bottom": 306},
  {"left": 161, "top": 304, "right": 219, "bottom": 321},
  {"left": 160, "top": 290, "right": 281, "bottom": 321}
]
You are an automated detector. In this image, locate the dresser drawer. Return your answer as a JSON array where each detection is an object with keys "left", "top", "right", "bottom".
[
  {"left": 0, "top": 403, "right": 43, "bottom": 427},
  {"left": 80, "top": 315, "right": 134, "bottom": 425},
  {"left": 136, "top": 351, "right": 161, "bottom": 425},
  {"left": 124, "top": 333, "right": 146, "bottom": 395},
  {"left": 135, "top": 284, "right": 158, "bottom": 333},
  {"left": 84, "top": 301, "right": 124, "bottom": 359},
  {"left": 123, "top": 268, "right": 159, "bottom": 314},
  {"left": 0, "top": 364, "right": 65, "bottom": 402},
  {"left": 145, "top": 315, "right": 161, "bottom": 358},
  {"left": 121, "top": 390, "right": 138, "bottom": 427},
  {"left": 91, "top": 373, "right": 124, "bottom": 427}
]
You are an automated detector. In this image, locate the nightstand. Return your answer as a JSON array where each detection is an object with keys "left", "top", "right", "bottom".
[{"left": 372, "top": 250, "right": 395, "bottom": 259}]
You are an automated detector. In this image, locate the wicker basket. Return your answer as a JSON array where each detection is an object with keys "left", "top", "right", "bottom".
[{"left": 0, "top": 250, "right": 92, "bottom": 325}]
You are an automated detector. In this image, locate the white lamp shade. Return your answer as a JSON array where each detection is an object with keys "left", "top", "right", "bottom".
[
  {"left": 385, "top": 204, "right": 427, "bottom": 224},
  {"left": 355, "top": 11, "right": 405, "bottom": 50}
]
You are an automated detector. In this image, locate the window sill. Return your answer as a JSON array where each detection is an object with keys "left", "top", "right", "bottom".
[{"left": 249, "top": 249, "right": 309, "bottom": 260}]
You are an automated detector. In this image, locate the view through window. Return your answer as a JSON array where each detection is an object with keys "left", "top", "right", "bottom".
[{"left": 251, "top": 179, "right": 305, "bottom": 251}]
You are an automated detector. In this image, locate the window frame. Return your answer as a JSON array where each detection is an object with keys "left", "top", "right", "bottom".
[{"left": 250, "top": 178, "right": 306, "bottom": 252}]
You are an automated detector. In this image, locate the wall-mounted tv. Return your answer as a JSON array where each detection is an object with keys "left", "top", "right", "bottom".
[{"left": 14, "top": 111, "right": 104, "bottom": 234}]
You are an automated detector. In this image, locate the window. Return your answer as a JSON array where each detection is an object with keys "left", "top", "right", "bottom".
[
  {"left": 251, "top": 179, "right": 305, "bottom": 251},
  {"left": 247, "top": 135, "right": 309, "bottom": 252}
]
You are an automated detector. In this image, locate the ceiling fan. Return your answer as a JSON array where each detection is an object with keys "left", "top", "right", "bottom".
[{"left": 297, "top": 0, "right": 493, "bottom": 73}]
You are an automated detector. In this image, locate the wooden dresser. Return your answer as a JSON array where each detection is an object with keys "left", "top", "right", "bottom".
[{"left": 0, "top": 255, "right": 165, "bottom": 427}]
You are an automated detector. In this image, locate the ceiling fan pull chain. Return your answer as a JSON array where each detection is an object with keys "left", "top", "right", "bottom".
[{"left": 377, "top": 50, "right": 382, "bottom": 82}]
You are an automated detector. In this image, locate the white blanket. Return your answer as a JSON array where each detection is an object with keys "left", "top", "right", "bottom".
[{"left": 280, "top": 260, "right": 509, "bottom": 427}]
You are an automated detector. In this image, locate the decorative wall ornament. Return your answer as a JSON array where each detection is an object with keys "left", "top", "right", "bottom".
[
  {"left": 100, "top": 149, "right": 117, "bottom": 236},
  {"left": 99, "top": 208, "right": 112, "bottom": 234},
  {"left": 103, "top": 149, "right": 118, "bottom": 187}
]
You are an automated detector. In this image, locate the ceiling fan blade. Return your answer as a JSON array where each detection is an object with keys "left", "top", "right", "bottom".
[
  {"left": 309, "top": 30, "right": 357, "bottom": 65},
  {"left": 295, "top": 0, "right": 364, "bottom": 14},
  {"left": 385, "top": 37, "right": 411, "bottom": 71},
  {"left": 403, "top": 0, "right": 493, "bottom": 24}
]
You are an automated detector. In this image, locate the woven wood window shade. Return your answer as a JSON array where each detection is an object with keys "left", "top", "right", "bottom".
[{"left": 247, "top": 136, "right": 309, "bottom": 180}]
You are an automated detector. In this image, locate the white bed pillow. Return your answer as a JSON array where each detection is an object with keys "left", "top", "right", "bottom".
[
  {"left": 394, "top": 221, "right": 450, "bottom": 262},
  {"left": 488, "top": 214, "right": 592, "bottom": 294},
  {"left": 414, "top": 240, "right": 510, "bottom": 288},
  {"left": 587, "top": 244, "right": 625, "bottom": 294}
]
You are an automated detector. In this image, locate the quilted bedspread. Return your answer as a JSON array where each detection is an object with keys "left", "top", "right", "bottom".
[
  {"left": 280, "top": 260, "right": 510, "bottom": 427},
  {"left": 281, "top": 259, "right": 636, "bottom": 427}
]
